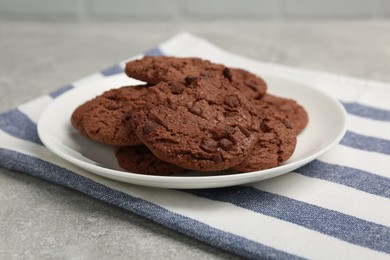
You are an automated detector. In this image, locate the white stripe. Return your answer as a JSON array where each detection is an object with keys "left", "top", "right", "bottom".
[
  {"left": 18, "top": 96, "right": 53, "bottom": 124},
  {"left": 346, "top": 114, "right": 390, "bottom": 140},
  {"left": 319, "top": 145, "right": 390, "bottom": 178},
  {"left": 356, "top": 81, "right": 390, "bottom": 110},
  {"left": 250, "top": 173, "right": 390, "bottom": 227},
  {"left": 1, "top": 130, "right": 388, "bottom": 259}
]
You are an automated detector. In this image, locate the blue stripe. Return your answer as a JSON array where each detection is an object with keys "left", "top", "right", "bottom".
[
  {"left": 0, "top": 109, "right": 42, "bottom": 145},
  {"left": 0, "top": 148, "right": 301, "bottom": 260},
  {"left": 342, "top": 101, "right": 390, "bottom": 122},
  {"left": 341, "top": 131, "right": 390, "bottom": 155},
  {"left": 49, "top": 84, "right": 73, "bottom": 98},
  {"left": 101, "top": 64, "right": 124, "bottom": 76},
  {"left": 144, "top": 47, "right": 164, "bottom": 56},
  {"left": 187, "top": 187, "right": 390, "bottom": 254},
  {"left": 296, "top": 160, "right": 390, "bottom": 198}
]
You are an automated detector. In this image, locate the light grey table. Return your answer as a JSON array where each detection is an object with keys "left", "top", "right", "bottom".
[{"left": 1, "top": 19, "right": 390, "bottom": 259}]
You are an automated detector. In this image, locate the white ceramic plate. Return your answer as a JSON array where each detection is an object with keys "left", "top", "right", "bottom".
[{"left": 38, "top": 74, "right": 346, "bottom": 189}]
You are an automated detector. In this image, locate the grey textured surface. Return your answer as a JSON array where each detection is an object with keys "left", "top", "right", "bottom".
[
  {"left": 1, "top": 19, "right": 390, "bottom": 259},
  {"left": 1, "top": 0, "right": 390, "bottom": 20},
  {"left": 285, "top": 0, "right": 385, "bottom": 17}
]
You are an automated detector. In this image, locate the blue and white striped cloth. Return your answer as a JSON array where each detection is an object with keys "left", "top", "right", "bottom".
[{"left": 1, "top": 33, "right": 389, "bottom": 259}]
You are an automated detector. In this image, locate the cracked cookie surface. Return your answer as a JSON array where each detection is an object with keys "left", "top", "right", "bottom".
[
  {"left": 125, "top": 56, "right": 267, "bottom": 99},
  {"left": 131, "top": 77, "right": 260, "bottom": 172},
  {"left": 71, "top": 85, "right": 149, "bottom": 146}
]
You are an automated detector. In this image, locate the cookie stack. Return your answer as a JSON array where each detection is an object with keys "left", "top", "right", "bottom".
[{"left": 71, "top": 56, "right": 308, "bottom": 175}]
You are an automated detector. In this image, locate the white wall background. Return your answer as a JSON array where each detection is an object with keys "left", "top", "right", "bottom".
[{"left": 1, "top": 0, "right": 390, "bottom": 20}]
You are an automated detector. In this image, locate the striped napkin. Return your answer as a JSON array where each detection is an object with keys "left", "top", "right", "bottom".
[{"left": 1, "top": 32, "right": 389, "bottom": 259}]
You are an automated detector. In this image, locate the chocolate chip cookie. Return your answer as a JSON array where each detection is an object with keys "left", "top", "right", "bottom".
[
  {"left": 71, "top": 85, "right": 149, "bottom": 146},
  {"left": 125, "top": 56, "right": 267, "bottom": 99},
  {"left": 114, "top": 145, "right": 184, "bottom": 175},
  {"left": 131, "top": 77, "right": 260, "bottom": 172}
]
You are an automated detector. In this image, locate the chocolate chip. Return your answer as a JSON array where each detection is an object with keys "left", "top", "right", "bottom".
[
  {"left": 211, "top": 128, "right": 226, "bottom": 140},
  {"left": 212, "top": 154, "right": 223, "bottom": 163},
  {"left": 285, "top": 121, "right": 293, "bottom": 129},
  {"left": 171, "top": 82, "right": 185, "bottom": 94},
  {"left": 224, "top": 95, "right": 240, "bottom": 108},
  {"left": 185, "top": 75, "right": 198, "bottom": 85},
  {"left": 254, "top": 94, "right": 263, "bottom": 100},
  {"left": 224, "top": 126, "right": 238, "bottom": 144},
  {"left": 223, "top": 67, "right": 232, "bottom": 80},
  {"left": 270, "top": 138, "right": 282, "bottom": 145},
  {"left": 261, "top": 123, "right": 272, "bottom": 132},
  {"left": 238, "top": 126, "right": 251, "bottom": 137},
  {"left": 143, "top": 121, "right": 157, "bottom": 134},
  {"left": 220, "top": 138, "right": 233, "bottom": 151},
  {"left": 200, "top": 138, "right": 218, "bottom": 152},
  {"left": 124, "top": 112, "right": 131, "bottom": 122},
  {"left": 189, "top": 106, "right": 202, "bottom": 116},
  {"left": 244, "top": 79, "right": 259, "bottom": 91},
  {"left": 104, "top": 92, "right": 117, "bottom": 100}
]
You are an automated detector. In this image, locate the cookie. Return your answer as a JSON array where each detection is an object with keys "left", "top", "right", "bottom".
[
  {"left": 131, "top": 77, "right": 260, "bottom": 172},
  {"left": 114, "top": 145, "right": 184, "bottom": 175},
  {"left": 261, "top": 94, "right": 308, "bottom": 135},
  {"left": 231, "top": 104, "right": 297, "bottom": 172},
  {"left": 125, "top": 56, "right": 267, "bottom": 99},
  {"left": 71, "top": 85, "right": 149, "bottom": 146}
]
